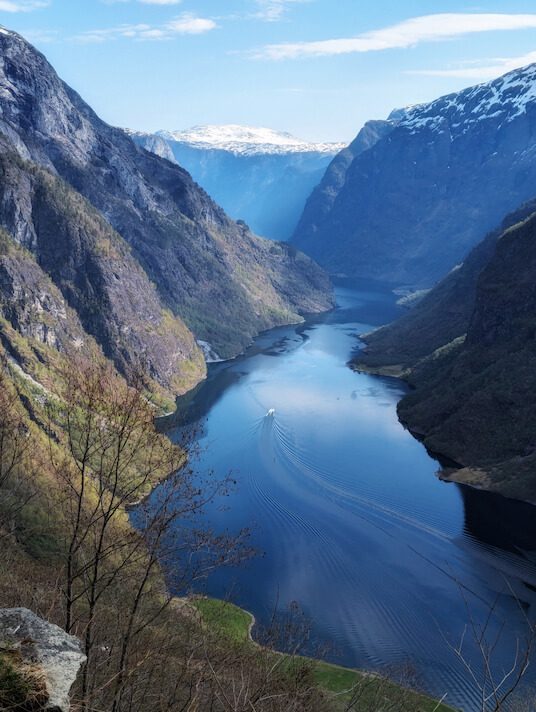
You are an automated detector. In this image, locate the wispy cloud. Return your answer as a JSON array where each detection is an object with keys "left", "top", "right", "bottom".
[
  {"left": 20, "top": 28, "right": 58, "bottom": 43},
  {"left": 73, "top": 12, "right": 216, "bottom": 43},
  {"left": 0, "top": 0, "right": 49, "bottom": 11},
  {"left": 253, "top": 13, "right": 536, "bottom": 59},
  {"left": 253, "top": 0, "right": 309, "bottom": 22},
  {"left": 408, "top": 52, "right": 536, "bottom": 79},
  {"left": 102, "top": 0, "right": 182, "bottom": 5}
]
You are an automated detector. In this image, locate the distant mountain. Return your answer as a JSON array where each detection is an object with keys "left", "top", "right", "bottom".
[
  {"left": 355, "top": 198, "right": 536, "bottom": 501},
  {"left": 130, "top": 125, "right": 345, "bottom": 241},
  {"left": 293, "top": 64, "right": 536, "bottom": 287},
  {"left": 0, "top": 28, "right": 333, "bottom": 404},
  {"left": 157, "top": 125, "right": 343, "bottom": 156}
]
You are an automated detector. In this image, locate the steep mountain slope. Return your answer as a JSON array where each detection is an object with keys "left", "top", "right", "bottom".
[
  {"left": 293, "top": 64, "right": 536, "bottom": 286},
  {"left": 0, "top": 28, "right": 333, "bottom": 382},
  {"left": 132, "top": 125, "right": 344, "bottom": 241},
  {"left": 358, "top": 198, "right": 536, "bottom": 370},
  {"left": 294, "top": 120, "right": 395, "bottom": 244},
  {"left": 356, "top": 201, "right": 536, "bottom": 501},
  {"left": 0, "top": 138, "right": 205, "bottom": 402}
]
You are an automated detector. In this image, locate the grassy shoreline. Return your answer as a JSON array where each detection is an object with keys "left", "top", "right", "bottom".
[{"left": 187, "top": 596, "right": 457, "bottom": 711}]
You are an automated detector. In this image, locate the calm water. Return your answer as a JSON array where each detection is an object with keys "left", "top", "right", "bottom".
[{"left": 142, "top": 285, "right": 536, "bottom": 711}]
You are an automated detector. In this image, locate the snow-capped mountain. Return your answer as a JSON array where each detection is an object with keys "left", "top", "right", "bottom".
[
  {"left": 157, "top": 124, "right": 345, "bottom": 156},
  {"left": 397, "top": 63, "right": 536, "bottom": 135},
  {"left": 293, "top": 62, "right": 536, "bottom": 285},
  {"left": 131, "top": 125, "right": 345, "bottom": 241}
]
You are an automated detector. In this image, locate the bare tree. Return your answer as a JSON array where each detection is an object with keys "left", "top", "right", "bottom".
[
  {"left": 442, "top": 580, "right": 535, "bottom": 712},
  {"left": 0, "top": 357, "right": 35, "bottom": 537},
  {"left": 44, "top": 356, "right": 250, "bottom": 711}
]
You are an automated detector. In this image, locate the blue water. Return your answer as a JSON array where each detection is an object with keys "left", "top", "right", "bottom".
[{"left": 140, "top": 285, "right": 536, "bottom": 711}]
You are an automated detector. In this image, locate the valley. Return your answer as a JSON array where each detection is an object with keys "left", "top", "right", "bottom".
[{"left": 0, "top": 10, "right": 536, "bottom": 712}]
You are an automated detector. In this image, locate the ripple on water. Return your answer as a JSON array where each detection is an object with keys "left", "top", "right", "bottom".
[{"left": 146, "top": 287, "right": 536, "bottom": 712}]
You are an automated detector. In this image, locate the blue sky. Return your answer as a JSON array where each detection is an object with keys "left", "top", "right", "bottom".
[{"left": 4, "top": 1, "right": 536, "bottom": 141}]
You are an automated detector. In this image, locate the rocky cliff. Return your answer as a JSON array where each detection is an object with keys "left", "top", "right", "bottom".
[
  {"left": 293, "top": 64, "right": 536, "bottom": 287},
  {"left": 0, "top": 28, "right": 333, "bottom": 401}
]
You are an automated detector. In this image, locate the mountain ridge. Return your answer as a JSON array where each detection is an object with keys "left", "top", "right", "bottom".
[
  {"left": 292, "top": 61, "right": 536, "bottom": 287},
  {"left": 355, "top": 198, "right": 536, "bottom": 501},
  {"left": 156, "top": 124, "right": 345, "bottom": 156}
]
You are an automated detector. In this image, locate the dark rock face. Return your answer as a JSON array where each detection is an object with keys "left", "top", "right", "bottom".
[
  {"left": 293, "top": 65, "right": 536, "bottom": 286},
  {"left": 293, "top": 120, "right": 395, "bottom": 248},
  {"left": 0, "top": 29, "right": 333, "bottom": 393},
  {"left": 358, "top": 199, "right": 536, "bottom": 369},
  {"left": 356, "top": 200, "right": 536, "bottom": 500},
  {"left": 0, "top": 141, "right": 205, "bottom": 396}
]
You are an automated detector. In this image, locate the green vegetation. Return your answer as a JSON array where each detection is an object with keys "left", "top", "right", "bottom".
[
  {"left": 192, "top": 597, "right": 253, "bottom": 645},
  {"left": 191, "top": 596, "right": 457, "bottom": 712}
]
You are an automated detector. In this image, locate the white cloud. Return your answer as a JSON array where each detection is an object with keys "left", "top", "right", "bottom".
[
  {"left": 408, "top": 52, "right": 536, "bottom": 80},
  {"left": 102, "top": 0, "right": 182, "bottom": 4},
  {"left": 73, "top": 12, "right": 216, "bottom": 43},
  {"left": 0, "top": 0, "right": 48, "bottom": 11},
  {"left": 166, "top": 15, "right": 215, "bottom": 33},
  {"left": 253, "top": 0, "right": 309, "bottom": 22},
  {"left": 253, "top": 13, "right": 536, "bottom": 59}
]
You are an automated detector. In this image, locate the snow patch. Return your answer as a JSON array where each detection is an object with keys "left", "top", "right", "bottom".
[
  {"left": 397, "top": 62, "right": 536, "bottom": 136},
  {"left": 157, "top": 124, "right": 346, "bottom": 156}
]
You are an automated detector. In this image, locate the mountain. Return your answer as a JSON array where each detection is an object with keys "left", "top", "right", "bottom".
[
  {"left": 293, "top": 64, "right": 536, "bottom": 287},
  {"left": 355, "top": 199, "right": 536, "bottom": 501},
  {"left": 0, "top": 28, "right": 333, "bottom": 403},
  {"left": 130, "top": 125, "right": 345, "bottom": 241},
  {"left": 124, "top": 129, "right": 176, "bottom": 163}
]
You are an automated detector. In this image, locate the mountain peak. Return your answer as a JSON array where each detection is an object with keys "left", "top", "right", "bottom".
[
  {"left": 157, "top": 124, "right": 345, "bottom": 156},
  {"left": 396, "top": 62, "right": 536, "bottom": 136}
]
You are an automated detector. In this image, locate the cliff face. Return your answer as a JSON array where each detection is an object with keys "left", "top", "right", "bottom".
[
  {"left": 358, "top": 199, "right": 536, "bottom": 370},
  {"left": 0, "top": 28, "right": 333, "bottom": 395},
  {"left": 293, "top": 64, "right": 536, "bottom": 286},
  {"left": 356, "top": 202, "right": 536, "bottom": 501},
  {"left": 293, "top": 120, "right": 395, "bottom": 248},
  {"left": 0, "top": 142, "right": 205, "bottom": 400}
]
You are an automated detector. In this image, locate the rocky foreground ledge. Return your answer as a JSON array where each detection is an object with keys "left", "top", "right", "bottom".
[{"left": 0, "top": 608, "right": 85, "bottom": 711}]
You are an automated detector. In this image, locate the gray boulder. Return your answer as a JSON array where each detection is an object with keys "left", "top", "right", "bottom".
[{"left": 0, "top": 608, "right": 85, "bottom": 711}]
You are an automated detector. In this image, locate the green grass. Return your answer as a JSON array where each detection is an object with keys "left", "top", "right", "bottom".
[
  {"left": 191, "top": 597, "right": 253, "bottom": 645},
  {"left": 312, "top": 661, "right": 453, "bottom": 711},
  {"left": 191, "top": 596, "right": 457, "bottom": 712}
]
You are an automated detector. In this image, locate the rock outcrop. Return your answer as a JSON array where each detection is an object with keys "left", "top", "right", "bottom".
[{"left": 0, "top": 608, "right": 85, "bottom": 711}]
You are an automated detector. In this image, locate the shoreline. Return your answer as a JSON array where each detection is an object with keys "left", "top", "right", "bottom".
[
  {"left": 183, "top": 595, "right": 456, "bottom": 711},
  {"left": 352, "top": 358, "right": 536, "bottom": 508}
]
